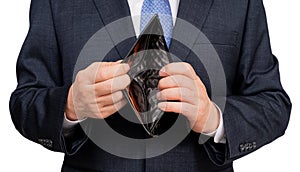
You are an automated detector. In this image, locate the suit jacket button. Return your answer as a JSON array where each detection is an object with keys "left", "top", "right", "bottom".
[
  {"left": 239, "top": 144, "right": 245, "bottom": 152},
  {"left": 38, "top": 139, "right": 44, "bottom": 144},
  {"left": 38, "top": 139, "right": 53, "bottom": 148},
  {"left": 249, "top": 143, "right": 253, "bottom": 149},
  {"left": 45, "top": 140, "right": 53, "bottom": 148}
]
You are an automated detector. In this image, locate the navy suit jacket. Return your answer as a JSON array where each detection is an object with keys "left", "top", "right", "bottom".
[{"left": 10, "top": 0, "right": 291, "bottom": 171}]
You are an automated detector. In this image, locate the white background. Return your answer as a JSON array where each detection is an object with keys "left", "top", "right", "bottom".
[{"left": 0, "top": 0, "right": 299, "bottom": 171}]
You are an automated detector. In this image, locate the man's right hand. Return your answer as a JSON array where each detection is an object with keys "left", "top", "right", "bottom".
[{"left": 65, "top": 61, "right": 130, "bottom": 121}]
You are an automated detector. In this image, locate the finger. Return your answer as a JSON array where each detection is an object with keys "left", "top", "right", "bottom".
[
  {"left": 96, "top": 91, "right": 124, "bottom": 107},
  {"left": 160, "top": 62, "right": 197, "bottom": 79},
  {"left": 97, "top": 99, "right": 127, "bottom": 119},
  {"left": 77, "top": 62, "right": 122, "bottom": 84},
  {"left": 95, "top": 63, "right": 130, "bottom": 83},
  {"left": 158, "top": 102, "right": 196, "bottom": 120},
  {"left": 94, "top": 74, "right": 130, "bottom": 96},
  {"left": 158, "top": 75, "right": 196, "bottom": 91},
  {"left": 157, "top": 87, "right": 197, "bottom": 104}
]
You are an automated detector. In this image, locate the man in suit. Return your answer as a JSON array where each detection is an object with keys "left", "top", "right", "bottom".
[{"left": 10, "top": 0, "right": 291, "bottom": 171}]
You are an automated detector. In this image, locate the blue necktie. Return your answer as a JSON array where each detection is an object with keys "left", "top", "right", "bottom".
[{"left": 140, "top": 0, "right": 173, "bottom": 47}]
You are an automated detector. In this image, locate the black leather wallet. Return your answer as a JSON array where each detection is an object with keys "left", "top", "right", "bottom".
[{"left": 122, "top": 15, "right": 173, "bottom": 136}]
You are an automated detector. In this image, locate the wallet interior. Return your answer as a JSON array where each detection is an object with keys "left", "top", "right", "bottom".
[{"left": 122, "top": 15, "right": 173, "bottom": 136}]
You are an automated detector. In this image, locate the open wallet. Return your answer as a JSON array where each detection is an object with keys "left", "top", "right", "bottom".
[{"left": 122, "top": 15, "right": 173, "bottom": 137}]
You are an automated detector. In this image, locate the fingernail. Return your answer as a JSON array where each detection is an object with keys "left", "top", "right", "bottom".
[
  {"left": 122, "top": 64, "right": 130, "bottom": 71},
  {"left": 156, "top": 92, "right": 161, "bottom": 99},
  {"left": 159, "top": 68, "right": 167, "bottom": 76},
  {"left": 125, "top": 74, "right": 131, "bottom": 85},
  {"left": 158, "top": 103, "right": 166, "bottom": 110}
]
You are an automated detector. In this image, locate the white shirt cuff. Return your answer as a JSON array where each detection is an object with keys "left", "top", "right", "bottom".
[
  {"left": 63, "top": 113, "right": 86, "bottom": 130},
  {"left": 201, "top": 103, "right": 226, "bottom": 144}
]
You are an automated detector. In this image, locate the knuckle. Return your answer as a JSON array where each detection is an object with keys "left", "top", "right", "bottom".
[
  {"left": 114, "top": 91, "right": 123, "bottom": 101},
  {"left": 97, "top": 96, "right": 104, "bottom": 104},
  {"left": 97, "top": 99, "right": 104, "bottom": 107},
  {"left": 183, "top": 62, "right": 192, "bottom": 69},
  {"left": 91, "top": 87, "right": 98, "bottom": 99},
  {"left": 77, "top": 85, "right": 88, "bottom": 98},
  {"left": 94, "top": 84, "right": 100, "bottom": 96},
  {"left": 97, "top": 70, "right": 105, "bottom": 81},
  {"left": 103, "top": 80, "right": 113, "bottom": 92},
  {"left": 93, "top": 62, "right": 102, "bottom": 74},
  {"left": 183, "top": 63, "right": 194, "bottom": 72},
  {"left": 91, "top": 62, "right": 100, "bottom": 68},
  {"left": 76, "top": 71, "right": 85, "bottom": 83}
]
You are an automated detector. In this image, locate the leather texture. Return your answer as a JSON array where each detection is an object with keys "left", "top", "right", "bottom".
[{"left": 122, "top": 15, "right": 173, "bottom": 136}]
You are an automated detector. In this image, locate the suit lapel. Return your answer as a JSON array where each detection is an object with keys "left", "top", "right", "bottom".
[
  {"left": 92, "top": 0, "right": 136, "bottom": 59},
  {"left": 170, "top": 0, "right": 214, "bottom": 61},
  {"left": 177, "top": 0, "right": 214, "bottom": 28},
  {"left": 92, "top": 0, "right": 214, "bottom": 61}
]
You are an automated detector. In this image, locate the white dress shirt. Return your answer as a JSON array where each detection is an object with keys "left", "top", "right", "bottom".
[{"left": 64, "top": 0, "right": 226, "bottom": 144}]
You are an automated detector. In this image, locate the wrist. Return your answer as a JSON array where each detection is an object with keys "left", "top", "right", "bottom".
[
  {"left": 204, "top": 101, "right": 220, "bottom": 133},
  {"left": 65, "top": 85, "right": 78, "bottom": 121}
]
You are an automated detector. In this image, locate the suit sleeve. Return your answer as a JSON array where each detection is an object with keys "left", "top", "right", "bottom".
[
  {"left": 9, "top": 0, "right": 87, "bottom": 155},
  {"left": 203, "top": 0, "right": 292, "bottom": 165}
]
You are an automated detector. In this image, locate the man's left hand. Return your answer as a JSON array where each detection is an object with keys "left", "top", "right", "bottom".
[{"left": 157, "top": 62, "right": 220, "bottom": 133}]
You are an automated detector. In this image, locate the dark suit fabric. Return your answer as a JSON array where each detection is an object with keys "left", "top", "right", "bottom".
[{"left": 10, "top": 0, "right": 291, "bottom": 171}]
